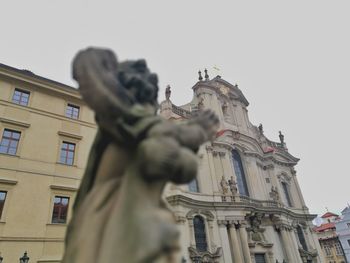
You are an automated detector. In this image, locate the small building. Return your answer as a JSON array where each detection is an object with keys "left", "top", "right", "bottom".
[
  {"left": 314, "top": 212, "right": 346, "bottom": 263},
  {"left": 336, "top": 207, "right": 350, "bottom": 262}
]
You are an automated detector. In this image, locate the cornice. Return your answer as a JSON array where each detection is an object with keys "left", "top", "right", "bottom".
[
  {"left": 166, "top": 194, "right": 316, "bottom": 221},
  {"left": 0, "top": 117, "right": 30, "bottom": 128}
]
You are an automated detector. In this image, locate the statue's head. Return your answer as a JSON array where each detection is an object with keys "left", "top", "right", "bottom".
[{"left": 118, "top": 59, "right": 159, "bottom": 108}]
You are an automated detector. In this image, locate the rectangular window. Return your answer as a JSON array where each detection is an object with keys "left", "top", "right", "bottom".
[
  {"left": 12, "top": 88, "right": 30, "bottom": 106},
  {"left": 347, "top": 223, "right": 350, "bottom": 228},
  {"left": 59, "top": 142, "right": 75, "bottom": 165},
  {"left": 0, "top": 191, "right": 7, "bottom": 219},
  {"left": 335, "top": 242, "right": 343, "bottom": 255},
  {"left": 254, "top": 254, "right": 266, "bottom": 263},
  {"left": 65, "top": 104, "right": 80, "bottom": 119},
  {"left": 0, "top": 129, "right": 21, "bottom": 155},
  {"left": 324, "top": 245, "right": 332, "bottom": 256},
  {"left": 348, "top": 240, "right": 350, "bottom": 247},
  {"left": 51, "top": 196, "right": 69, "bottom": 224}
]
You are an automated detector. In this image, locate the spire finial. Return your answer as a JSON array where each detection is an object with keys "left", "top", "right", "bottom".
[
  {"left": 204, "top": 68, "right": 209, "bottom": 81},
  {"left": 198, "top": 70, "right": 203, "bottom": 81},
  {"left": 165, "top": 85, "right": 171, "bottom": 100}
]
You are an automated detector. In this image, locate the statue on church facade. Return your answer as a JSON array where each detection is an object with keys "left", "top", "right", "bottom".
[
  {"left": 270, "top": 186, "right": 280, "bottom": 202},
  {"left": 62, "top": 48, "right": 219, "bottom": 263},
  {"left": 228, "top": 176, "right": 238, "bottom": 196},
  {"left": 220, "top": 176, "right": 229, "bottom": 195}
]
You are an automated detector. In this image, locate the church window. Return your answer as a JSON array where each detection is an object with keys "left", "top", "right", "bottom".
[
  {"left": 297, "top": 225, "right": 308, "bottom": 251},
  {"left": 281, "top": 181, "right": 292, "bottom": 207},
  {"left": 231, "top": 150, "right": 249, "bottom": 196},
  {"left": 254, "top": 253, "right": 266, "bottom": 263},
  {"left": 188, "top": 178, "right": 199, "bottom": 192},
  {"left": 193, "top": 216, "right": 207, "bottom": 252}
]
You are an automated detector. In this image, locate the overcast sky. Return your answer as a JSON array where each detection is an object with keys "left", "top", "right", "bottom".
[{"left": 1, "top": 0, "right": 349, "bottom": 215}]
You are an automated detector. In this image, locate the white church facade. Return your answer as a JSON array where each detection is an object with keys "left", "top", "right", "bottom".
[{"left": 160, "top": 72, "right": 323, "bottom": 263}]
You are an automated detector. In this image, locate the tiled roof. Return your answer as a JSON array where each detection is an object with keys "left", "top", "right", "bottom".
[
  {"left": 321, "top": 212, "right": 338, "bottom": 218},
  {"left": 314, "top": 222, "right": 335, "bottom": 232}
]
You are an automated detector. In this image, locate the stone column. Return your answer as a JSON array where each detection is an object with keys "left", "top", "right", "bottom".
[
  {"left": 238, "top": 224, "right": 252, "bottom": 263},
  {"left": 228, "top": 222, "right": 243, "bottom": 263},
  {"left": 288, "top": 228, "right": 302, "bottom": 263},
  {"left": 206, "top": 145, "right": 220, "bottom": 193},
  {"left": 217, "top": 220, "right": 233, "bottom": 263},
  {"left": 279, "top": 226, "right": 295, "bottom": 263}
]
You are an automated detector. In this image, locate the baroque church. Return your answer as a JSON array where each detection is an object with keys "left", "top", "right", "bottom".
[{"left": 160, "top": 71, "right": 323, "bottom": 263}]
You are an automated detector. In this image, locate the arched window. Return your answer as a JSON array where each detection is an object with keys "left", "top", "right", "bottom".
[
  {"left": 281, "top": 182, "right": 292, "bottom": 207},
  {"left": 296, "top": 225, "right": 308, "bottom": 251},
  {"left": 193, "top": 216, "right": 207, "bottom": 252},
  {"left": 188, "top": 178, "right": 199, "bottom": 192},
  {"left": 231, "top": 150, "right": 249, "bottom": 196}
]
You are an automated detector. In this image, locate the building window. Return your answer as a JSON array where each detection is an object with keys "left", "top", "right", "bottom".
[
  {"left": 254, "top": 254, "right": 266, "bottom": 263},
  {"left": 231, "top": 150, "right": 249, "bottom": 196},
  {"left": 297, "top": 225, "right": 308, "bottom": 251},
  {"left": 335, "top": 242, "right": 343, "bottom": 255},
  {"left": 347, "top": 223, "right": 350, "bottom": 228},
  {"left": 12, "top": 88, "right": 30, "bottom": 106},
  {"left": 348, "top": 240, "right": 350, "bottom": 247},
  {"left": 0, "top": 191, "right": 7, "bottom": 219},
  {"left": 65, "top": 104, "right": 80, "bottom": 119},
  {"left": 0, "top": 129, "right": 21, "bottom": 155},
  {"left": 51, "top": 196, "right": 69, "bottom": 224},
  {"left": 324, "top": 245, "right": 332, "bottom": 256},
  {"left": 188, "top": 178, "right": 199, "bottom": 192},
  {"left": 193, "top": 216, "right": 207, "bottom": 252},
  {"left": 59, "top": 142, "right": 75, "bottom": 165},
  {"left": 281, "top": 181, "right": 292, "bottom": 207}
]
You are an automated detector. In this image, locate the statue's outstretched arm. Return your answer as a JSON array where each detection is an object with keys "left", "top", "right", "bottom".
[{"left": 149, "top": 110, "right": 219, "bottom": 152}]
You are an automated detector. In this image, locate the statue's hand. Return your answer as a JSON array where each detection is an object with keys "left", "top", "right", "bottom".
[{"left": 191, "top": 110, "right": 219, "bottom": 140}]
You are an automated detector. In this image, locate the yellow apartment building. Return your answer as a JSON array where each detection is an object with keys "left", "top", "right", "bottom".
[{"left": 0, "top": 64, "right": 96, "bottom": 262}]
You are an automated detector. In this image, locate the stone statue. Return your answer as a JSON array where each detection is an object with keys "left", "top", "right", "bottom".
[
  {"left": 165, "top": 85, "right": 171, "bottom": 100},
  {"left": 258, "top": 124, "right": 264, "bottom": 134},
  {"left": 62, "top": 48, "right": 219, "bottom": 263},
  {"left": 270, "top": 186, "right": 280, "bottom": 202},
  {"left": 279, "top": 131, "right": 284, "bottom": 144},
  {"left": 220, "top": 176, "right": 229, "bottom": 195},
  {"left": 228, "top": 176, "right": 238, "bottom": 195},
  {"left": 247, "top": 212, "right": 265, "bottom": 242}
]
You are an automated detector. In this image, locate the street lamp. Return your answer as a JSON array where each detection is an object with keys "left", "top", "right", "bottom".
[{"left": 19, "top": 251, "right": 29, "bottom": 263}]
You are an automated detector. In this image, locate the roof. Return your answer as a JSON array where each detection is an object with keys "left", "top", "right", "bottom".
[
  {"left": 314, "top": 222, "right": 336, "bottom": 232},
  {"left": 0, "top": 63, "right": 76, "bottom": 92},
  {"left": 321, "top": 212, "right": 339, "bottom": 218}
]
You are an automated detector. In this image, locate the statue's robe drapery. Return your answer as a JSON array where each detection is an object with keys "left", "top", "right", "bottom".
[{"left": 63, "top": 115, "right": 169, "bottom": 263}]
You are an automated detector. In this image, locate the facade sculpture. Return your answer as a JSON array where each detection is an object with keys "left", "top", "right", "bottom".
[{"left": 62, "top": 48, "right": 219, "bottom": 263}]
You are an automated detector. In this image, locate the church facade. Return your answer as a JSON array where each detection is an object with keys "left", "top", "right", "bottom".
[{"left": 160, "top": 72, "right": 323, "bottom": 263}]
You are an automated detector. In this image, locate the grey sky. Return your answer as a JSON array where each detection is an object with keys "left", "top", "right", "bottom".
[{"left": 1, "top": 0, "right": 349, "bottom": 215}]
